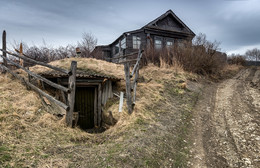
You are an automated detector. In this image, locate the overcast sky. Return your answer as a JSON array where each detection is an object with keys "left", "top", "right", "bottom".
[{"left": 0, "top": 0, "right": 260, "bottom": 55}]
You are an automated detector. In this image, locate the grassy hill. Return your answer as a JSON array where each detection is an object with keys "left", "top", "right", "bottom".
[{"left": 0, "top": 58, "right": 239, "bottom": 167}]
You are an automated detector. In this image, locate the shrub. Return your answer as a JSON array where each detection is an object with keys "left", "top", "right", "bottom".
[
  {"left": 227, "top": 54, "right": 246, "bottom": 66},
  {"left": 142, "top": 33, "right": 227, "bottom": 75}
]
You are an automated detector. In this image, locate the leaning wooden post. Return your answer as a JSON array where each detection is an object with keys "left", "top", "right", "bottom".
[
  {"left": 124, "top": 62, "right": 132, "bottom": 114},
  {"left": 2, "top": 30, "right": 7, "bottom": 73},
  {"left": 66, "top": 61, "right": 77, "bottom": 127},
  {"left": 19, "top": 43, "right": 24, "bottom": 67}
]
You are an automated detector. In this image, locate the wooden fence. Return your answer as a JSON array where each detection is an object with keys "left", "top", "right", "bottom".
[
  {"left": 0, "top": 30, "right": 76, "bottom": 127},
  {"left": 109, "top": 48, "right": 143, "bottom": 114}
]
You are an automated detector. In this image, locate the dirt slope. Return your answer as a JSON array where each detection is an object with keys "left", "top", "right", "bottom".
[{"left": 190, "top": 67, "right": 260, "bottom": 168}]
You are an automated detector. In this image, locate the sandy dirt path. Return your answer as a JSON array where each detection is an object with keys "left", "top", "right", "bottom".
[{"left": 190, "top": 67, "right": 260, "bottom": 168}]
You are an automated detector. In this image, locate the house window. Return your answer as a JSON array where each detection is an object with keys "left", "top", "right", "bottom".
[
  {"left": 121, "top": 37, "right": 126, "bottom": 50},
  {"left": 114, "top": 42, "right": 119, "bottom": 55},
  {"left": 166, "top": 39, "right": 174, "bottom": 49},
  {"left": 133, "top": 36, "right": 141, "bottom": 49},
  {"left": 154, "top": 36, "right": 162, "bottom": 50}
]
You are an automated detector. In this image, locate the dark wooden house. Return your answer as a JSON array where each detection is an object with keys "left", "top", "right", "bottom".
[{"left": 94, "top": 10, "right": 195, "bottom": 61}]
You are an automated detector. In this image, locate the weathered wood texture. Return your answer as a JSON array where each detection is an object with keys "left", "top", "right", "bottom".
[
  {"left": 94, "top": 87, "right": 97, "bottom": 127},
  {"left": 101, "top": 80, "right": 113, "bottom": 106},
  {"left": 0, "top": 55, "right": 70, "bottom": 93},
  {"left": 66, "top": 61, "right": 77, "bottom": 127},
  {"left": 119, "top": 92, "right": 124, "bottom": 112},
  {"left": 0, "top": 64, "right": 69, "bottom": 110},
  {"left": 2, "top": 30, "right": 6, "bottom": 72},
  {"left": 0, "top": 49, "right": 70, "bottom": 74},
  {"left": 98, "top": 83, "right": 102, "bottom": 127},
  {"left": 124, "top": 62, "right": 132, "bottom": 114}
]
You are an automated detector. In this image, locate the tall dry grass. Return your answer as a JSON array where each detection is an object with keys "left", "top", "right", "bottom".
[{"left": 142, "top": 34, "right": 227, "bottom": 75}]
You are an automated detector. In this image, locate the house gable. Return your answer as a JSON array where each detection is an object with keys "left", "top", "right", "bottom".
[{"left": 144, "top": 10, "right": 195, "bottom": 36}]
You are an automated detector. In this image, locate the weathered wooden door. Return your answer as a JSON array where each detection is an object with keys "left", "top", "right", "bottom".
[{"left": 74, "top": 87, "right": 95, "bottom": 129}]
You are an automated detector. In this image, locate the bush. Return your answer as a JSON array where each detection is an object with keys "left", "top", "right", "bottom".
[
  {"left": 227, "top": 54, "right": 246, "bottom": 66},
  {"left": 142, "top": 33, "right": 227, "bottom": 75}
]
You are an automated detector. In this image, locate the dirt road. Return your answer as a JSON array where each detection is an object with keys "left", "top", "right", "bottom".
[{"left": 190, "top": 67, "right": 260, "bottom": 168}]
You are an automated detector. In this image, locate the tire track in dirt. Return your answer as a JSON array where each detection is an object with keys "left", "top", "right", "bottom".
[{"left": 190, "top": 67, "right": 260, "bottom": 168}]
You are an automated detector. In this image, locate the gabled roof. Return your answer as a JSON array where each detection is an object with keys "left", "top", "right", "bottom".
[{"left": 143, "top": 10, "right": 195, "bottom": 36}]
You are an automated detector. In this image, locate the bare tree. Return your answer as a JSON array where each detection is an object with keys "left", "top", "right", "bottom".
[
  {"left": 78, "top": 32, "right": 97, "bottom": 57},
  {"left": 245, "top": 48, "right": 260, "bottom": 63}
]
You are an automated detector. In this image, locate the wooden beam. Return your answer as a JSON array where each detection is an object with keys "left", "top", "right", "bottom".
[
  {"left": 132, "top": 64, "right": 139, "bottom": 105},
  {"left": 94, "top": 87, "right": 97, "bottom": 127},
  {"left": 98, "top": 83, "right": 102, "bottom": 127},
  {"left": 119, "top": 92, "right": 124, "bottom": 112},
  {"left": 0, "top": 64, "right": 69, "bottom": 110},
  {"left": 124, "top": 62, "right": 132, "bottom": 114},
  {"left": 131, "top": 50, "right": 143, "bottom": 78},
  {"left": 66, "top": 61, "right": 77, "bottom": 127},
  {"left": 0, "top": 55, "right": 70, "bottom": 93},
  {"left": 0, "top": 49, "right": 70, "bottom": 74},
  {"left": 2, "top": 30, "right": 6, "bottom": 73}
]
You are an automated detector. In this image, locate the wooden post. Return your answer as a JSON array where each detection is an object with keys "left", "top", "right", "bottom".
[
  {"left": 98, "top": 83, "right": 102, "bottom": 127},
  {"left": 94, "top": 87, "right": 97, "bottom": 127},
  {"left": 119, "top": 92, "right": 124, "bottom": 112},
  {"left": 124, "top": 62, "right": 132, "bottom": 114},
  {"left": 132, "top": 64, "right": 139, "bottom": 105},
  {"left": 66, "top": 61, "right": 77, "bottom": 127},
  {"left": 2, "top": 30, "right": 7, "bottom": 73},
  {"left": 19, "top": 43, "right": 24, "bottom": 67}
]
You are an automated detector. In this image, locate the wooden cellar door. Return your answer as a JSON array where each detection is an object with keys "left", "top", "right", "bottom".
[{"left": 74, "top": 87, "right": 95, "bottom": 129}]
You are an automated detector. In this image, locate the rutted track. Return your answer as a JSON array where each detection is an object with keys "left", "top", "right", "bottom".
[{"left": 190, "top": 67, "right": 260, "bottom": 168}]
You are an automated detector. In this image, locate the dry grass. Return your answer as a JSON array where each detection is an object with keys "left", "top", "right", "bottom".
[
  {"left": 30, "top": 57, "right": 125, "bottom": 79},
  {"left": 1, "top": 59, "right": 201, "bottom": 167}
]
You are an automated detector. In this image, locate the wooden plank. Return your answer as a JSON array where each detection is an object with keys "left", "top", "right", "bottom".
[
  {"left": 0, "top": 64, "right": 69, "bottom": 110},
  {"left": 57, "top": 78, "right": 67, "bottom": 104},
  {"left": 2, "top": 31, "right": 6, "bottom": 73},
  {"left": 108, "top": 80, "right": 113, "bottom": 98},
  {"left": 0, "top": 49, "right": 70, "bottom": 74},
  {"left": 132, "top": 64, "right": 139, "bottom": 105},
  {"left": 98, "top": 83, "right": 102, "bottom": 127},
  {"left": 66, "top": 61, "right": 77, "bottom": 127},
  {"left": 94, "top": 87, "right": 97, "bottom": 127},
  {"left": 119, "top": 92, "right": 124, "bottom": 112},
  {"left": 124, "top": 62, "right": 132, "bottom": 114},
  {"left": 131, "top": 49, "right": 143, "bottom": 78},
  {"left": 0, "top": 55, "right": 70, "bottom": 93}
]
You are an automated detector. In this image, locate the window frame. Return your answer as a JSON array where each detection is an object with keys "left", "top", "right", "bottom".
[
  {"left": 154, "top": 36, "right": 163, "bottom": 50},
  {"left": 133, "top": 36, "right": 141, "bottom": 49}
]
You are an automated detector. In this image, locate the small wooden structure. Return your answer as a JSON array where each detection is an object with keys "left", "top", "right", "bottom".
[{"left": 39, "top": 71, "right": 120, "bottom": 129}]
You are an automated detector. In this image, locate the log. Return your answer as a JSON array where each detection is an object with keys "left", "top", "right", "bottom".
[
  {"left": 2, "top": 31, "right": 6, "bottom": 73},
  {"left": 66, "top": 61, "right": 77, "bottom": 127},
  {"left": 132, "top": 64, "right": 139, "bottom": 104},
  {"left": 0, "top": 55, "right": 70, "bottom": 93},
  {"left": 0, "top": 64, "right": 69, "bottom": 110},
  {"left": 0, "top": 49, "right": 70, "bottom": 74},
  {"left": 131, "top": 49, "right": 143, "bottom": 78},
  {"left": 124, "top": 62, "right": 132, "bottom": 114}
]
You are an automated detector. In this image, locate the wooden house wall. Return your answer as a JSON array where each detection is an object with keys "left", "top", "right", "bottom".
[{"left": 125, "top": 32, "right": 147, "bottom": 55}]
